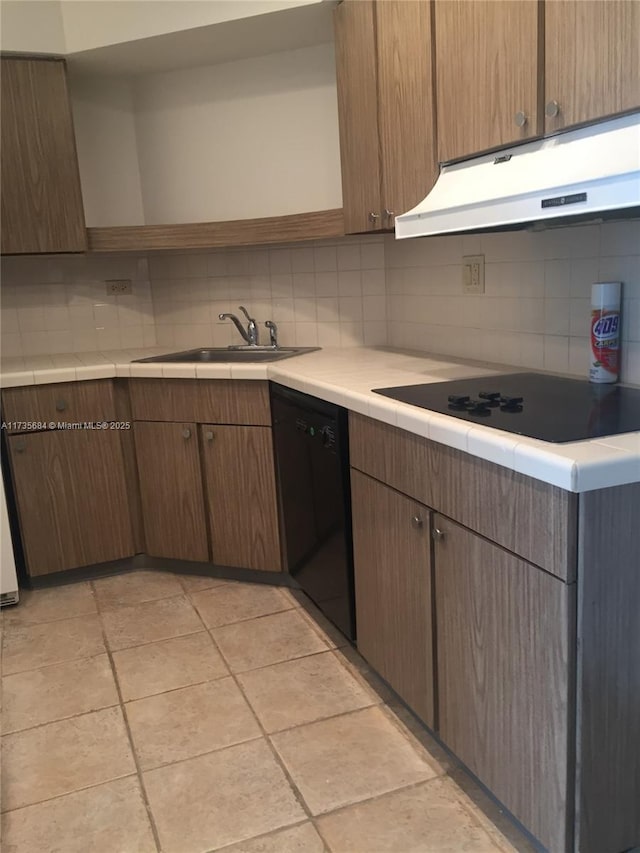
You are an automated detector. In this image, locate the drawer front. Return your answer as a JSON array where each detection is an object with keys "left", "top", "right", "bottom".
[
  {"left": 2, "top": 380, "right": 116, "bottom": 432},
  {"left": 349, "top": 413, "right": 576, "bottom": 581},
  {"left": 128, "top": 379, "right": 271, "bottom": 425}
]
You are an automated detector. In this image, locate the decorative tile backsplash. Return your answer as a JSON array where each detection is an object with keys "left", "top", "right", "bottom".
[
  {"left": 386, "top": 220, "right": 640, "bottom": 385},
  {"left": 1, "top": 219, "right": 638, "bottom": 384},
  {"left": 0, "top": 254, "right": 156, "bottom": 357},
  {"left": 147, "top": 237, "right": 386, "bottom": 350}
]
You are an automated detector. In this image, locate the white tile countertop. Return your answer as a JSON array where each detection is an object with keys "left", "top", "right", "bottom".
[{"left": 2, "top": 346, "right": 639, "bottom": 493}]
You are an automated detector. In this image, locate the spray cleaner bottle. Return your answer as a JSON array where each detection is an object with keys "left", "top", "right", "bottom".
[{"left": 589, "top": 282, "right": 621, "bottom": 384}]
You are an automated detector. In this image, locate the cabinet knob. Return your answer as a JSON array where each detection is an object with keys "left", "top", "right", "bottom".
[
  {"left": 55, "top": 399, "right": 66, "bottom": 412},
  {"left": 514, "top": 111, "right": 528, "bottom": 127},
  {"left": 545, "top": 100, "right": 560, "bottom": 118},
  {"left": 411, "top": 516, "right": 423, "bottom": 529},
  {"left": 368, "top": 211, "right": 380, "bottom": 222},
  {"left": 205, "top": 430, "right": 214, "bottom": 441},
  {"left": 182, "top": 428, "right": 191, "bottom": 439},
  {"left": 14, "top": 439, "right": 26, "bottom": 453},
  {"left": 432, "top": 527, "right": 445, "bottom": 542},
  {"left": 384, "top": 208, "right": 395, "bottom": 219}
]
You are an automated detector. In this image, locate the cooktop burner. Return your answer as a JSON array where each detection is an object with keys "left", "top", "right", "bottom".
[{"left": 373, "top": 373, "right": 640, "bottom": 442}]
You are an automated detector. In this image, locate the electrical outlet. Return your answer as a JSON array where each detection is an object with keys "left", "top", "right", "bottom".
[
  {"left": 462, "top": 255, "right": 485, "bottom": 294},
  {"left": 106, "top": 279, "right": 132, "bottom": 295}
]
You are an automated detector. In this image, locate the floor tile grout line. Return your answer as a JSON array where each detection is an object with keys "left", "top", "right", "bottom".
[
  {"left": 1, "top": 699, "right": 122, "bottom": 738},
  {"left": 1, "top": 648, "right": 112, "bottom": 679},
  {"left": 207, "top": 818, "right": 320, "bottom": 853},
  {"left": 190, "top": 595, "right": 322, "bottom": 834},
  {"left": 94, "top": 594, "right": 164, "bottom": 853},
  {"left": 193, "top": 600, "right": 297, "bottom": 631},
  {"left": 0, "top": 772, "right": 140, "bottom": 816},
  {"left": 209, "top": 642, "right": 331, "bottom": 678}
]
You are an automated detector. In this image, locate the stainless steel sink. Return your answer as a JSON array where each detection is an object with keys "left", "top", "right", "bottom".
[{"left": 133, "top": 347, "right": 320, "bottom": 364}]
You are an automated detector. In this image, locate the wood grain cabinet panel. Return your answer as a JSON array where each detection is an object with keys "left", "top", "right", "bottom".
[
  {"left": 200, "top": 425, "right": 281, "bottom": 572},
  {"left": 129, "top": 379, "right": 271, "bottom": 426},
  {"left": 133, "top": 421, "right": 208, "bottom": 561},
  {"left": 351, "top": 470, "right": 434, "bottom": 727},
  {"left": 349, "top": 413, "right": 576, "bottom": 580},
  {"left": 7, "top": 430, "right": 134, "bottom": 577},
  {"left": 334, "top": 0, "right": 382, "bottom": 234},
  {"left": 434, "top": 515, "right": 573, "bottom": 853},
  {"left": 334, "top": 0, "right": 436, "bottom": 233},
  {"left": 2, "top": 380, "right": 115, "bottom": 432},
  {"left": 376, "top": 0, "right": 437, "bottom": 222},
  {"left": 544, "top": 0, "right": 640, "bottom": 132},
  {"left": 435, "top": 0, "right": 542, "bottom": 162},
  {"left": 1, "top": 58, "right": 86, "bottom": 255}
]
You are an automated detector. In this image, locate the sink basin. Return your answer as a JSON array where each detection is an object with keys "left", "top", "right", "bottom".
[{"left": 133, "top": 347, "right": 319, "bottom": 364}]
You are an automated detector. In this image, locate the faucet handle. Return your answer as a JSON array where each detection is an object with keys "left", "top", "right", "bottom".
[
  {"left": 265, "top": 320, "right": 278, "bottom": 348},
  {"left": 238, "top": 305, "right": 253, "bottom": 322}
]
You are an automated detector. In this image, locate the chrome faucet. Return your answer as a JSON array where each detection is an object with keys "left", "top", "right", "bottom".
[
  {"left": 265, "top": 320, "right": 278, "bottom": 348},
  {"left": 219, "top": 306, "right": 259, "bottom": 346}
]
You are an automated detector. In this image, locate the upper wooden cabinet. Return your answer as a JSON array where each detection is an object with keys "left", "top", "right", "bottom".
[
  {"left": 435, "top": 0, "right": 543, "bottom": 163},
  {"left": 334, "top": 0, "right": 437, "bottom": 233},
  {"left": 544, "top": 0, "right": 640, "bottom": 132},
  {"left": 1, "top": 57, "right": 87, "bottom": 255}
]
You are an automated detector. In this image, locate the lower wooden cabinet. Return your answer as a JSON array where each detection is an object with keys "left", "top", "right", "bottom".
[
  {"left": 133, "top": 421, "right": 209, "bottom": 562},
  {"left": 351, "top": 470, "right": 434, "bottom": 727},
  {"left": 433, "top": 514, "right": 572, "bottom": 853},
  {"left": 200, "top": 425, "right": 281, "bottom": 572},
  {"left": 7, "top": 429, "right": 134, "bottom": 576}
]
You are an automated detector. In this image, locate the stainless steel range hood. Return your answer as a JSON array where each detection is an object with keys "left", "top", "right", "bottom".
[{"left": 395, "top": 112, "right": 640, "bottom": 239}]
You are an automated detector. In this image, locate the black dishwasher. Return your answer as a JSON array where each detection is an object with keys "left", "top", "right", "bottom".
[{"left": 270, "top": 383, "right": 355, "bottom": 641}]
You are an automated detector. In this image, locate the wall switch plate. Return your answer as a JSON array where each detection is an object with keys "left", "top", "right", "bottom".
[
  {"left": 462, "top": 255, "right": 485, "bottom": 294},
  {"left": 106, "top": 279, "right": 132, "bottom": 295}
]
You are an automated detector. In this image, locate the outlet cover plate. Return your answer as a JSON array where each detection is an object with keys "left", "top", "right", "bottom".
[
  {"left": 462, "top": 255, "right": 485, "bottom": 294},
  {"left": 106, "top": 279, "right": 132, "bottom": 295}
]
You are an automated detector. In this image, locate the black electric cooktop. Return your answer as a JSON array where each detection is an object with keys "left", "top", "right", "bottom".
[{"left": 373, "top": 373, "right": 640, "bottom": 443}]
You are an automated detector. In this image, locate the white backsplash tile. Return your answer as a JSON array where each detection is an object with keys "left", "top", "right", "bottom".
[{"left": 1, "top": 222, "right": 637, "bottom": 387}]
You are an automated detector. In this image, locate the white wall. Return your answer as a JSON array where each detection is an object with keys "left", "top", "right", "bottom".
[
  {"left": 132, "top": 43, "right": 342, "bottom": 223},
  {"left": 0, "top": 0, "right": 65, "bottom": 53},
  {"left": 59, "top": 0, "right": 320, "bottom": 54},
  {"left": 69, "top": 74, "right": 145, "bottom": 227}
]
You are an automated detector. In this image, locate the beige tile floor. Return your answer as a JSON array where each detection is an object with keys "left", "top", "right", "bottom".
[{"left": 0, "top": 570, "right": 537, "bottom": 853}]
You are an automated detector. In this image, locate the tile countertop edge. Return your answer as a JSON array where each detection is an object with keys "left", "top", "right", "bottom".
[{"left": 2, "top": 347, "right": 639, "bottom": 493}]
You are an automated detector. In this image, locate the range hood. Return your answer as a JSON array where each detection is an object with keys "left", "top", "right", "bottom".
[{"left": 395, "top": 112, "right": 640, "bottom": 239}]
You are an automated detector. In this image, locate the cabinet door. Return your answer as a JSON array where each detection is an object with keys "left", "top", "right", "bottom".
[
  {"left": 545, "top": 0, "right": 640, "bottom": 132},
  {"left": 334, "top": 0, "right": 382, "bottom": 234},
  {"left": 200, "top": 425, "right": 281, "bottom": 572},
  {"left": 376, "top": 0, "right": 437, "bottom": 222},
  {"left": 134, "top": 422, "right": 208, "bottom": 561},
  {"left": 434, "top": 515, "right": 572, "bottom": 853},
  {"left": 435, "top": 0, "right": 542, "bottom": 163},
  {"left": 8, "top": 430, "right": 134, "bottom": 577},
  {"left": 351, "top": 470, "right": 434, "bottom": 726},
  {"left": 1, "top": 58, "right": 86, "bottom": 255}
]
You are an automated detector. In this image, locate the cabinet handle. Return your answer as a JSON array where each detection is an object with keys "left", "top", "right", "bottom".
[
  {"left": 384, "top": 208, "right": 395, "bottom": 220},
  {"left": 182, "top": 428, "right": 191, "bottom": 439},
  {"left": 368, "top": 211, "right": 380, "bottom": 223},
  {"left": 205, "top": 430, "right": 214, "bottom": 441},
  {"left": 411, "top": 516, "right": 423, "bottom": 529},
  {"left": 514, "top": 111, "right": 528, "bottom": 127},
  {"left": 545, "top": 100, "right": 560, "bottom": 118},
  {"left": 55, "top": 399, "right": 67, "bottom": 412},
  {"left": 14, "top": 439, "right": 26, "bottom": 453},
  {"left": 432, "top": 527, "right": 445, "bottom": 542}
]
